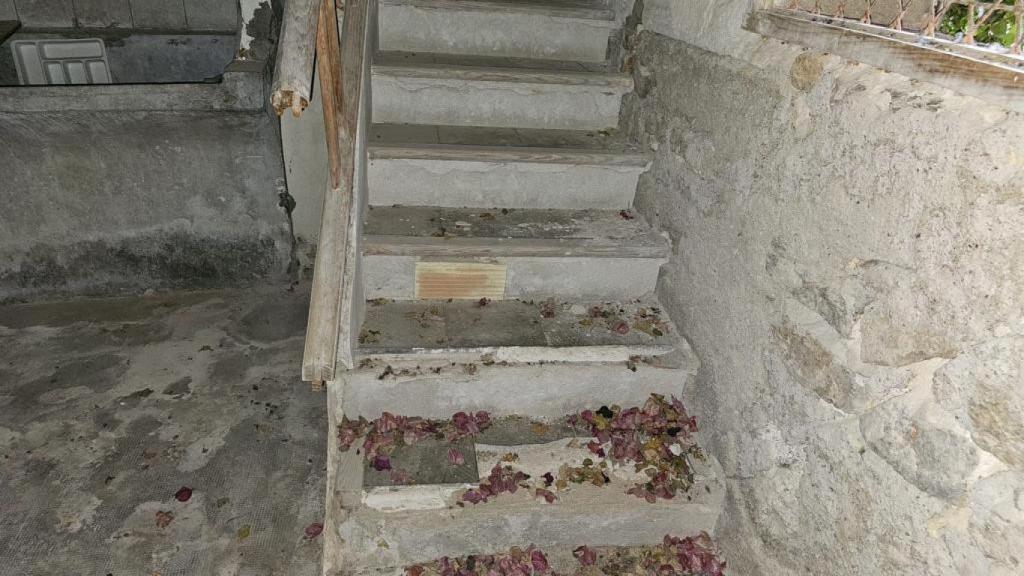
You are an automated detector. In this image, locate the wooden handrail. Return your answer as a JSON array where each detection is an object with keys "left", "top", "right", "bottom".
[{"left": 298, "top": 0, "right": 375, "bottom": 386}]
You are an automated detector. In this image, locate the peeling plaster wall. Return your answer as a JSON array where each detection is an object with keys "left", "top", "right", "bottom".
[{"left": 626, "top": 1, "right": 1024, "bottom": 574}]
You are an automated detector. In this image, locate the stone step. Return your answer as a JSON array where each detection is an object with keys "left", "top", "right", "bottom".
[
  {"left": 368, "top": 124, "right": 649, "bottom": 210},
  {"left": 377, "top": 0, "right": 617, "bottom": 63},
  {"left": 372, "top": 52, "right": 632, "bottom": 130},
  {"left": 343, "top": 295, "right": 693, "bottom": 419},
  {"left": 361, "top": 207, "right": 669, "bottom": 300},
  {"left": 331, "top": 433, "right": 723, "bottom": 574}
]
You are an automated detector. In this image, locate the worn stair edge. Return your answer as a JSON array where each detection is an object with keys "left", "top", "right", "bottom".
[
  {"left": 364, "top": 237, "right": 667, "bottom": 259},
  {"left": 355, "top": 437, "right": 708, "bottom": 512},
  {"left": 379, "top": 0, "right": 617, "bottom": 22},
  {"left": 378, "top": 0, "right": 615, "bottom": 63},
  {"left": 361, "top": 207, "right": 670, "bottom": 259},
  {"left": 333, "top": 453, "right": 723, "bottom": 573},
  {"left": 373, "top": 61, "right": 633, "bottom": 87},
  {"left": 369, "top": 143, "right": 648, "bottom": 167},
  {"left": 371, "top": 57, "right": 632, "bottom": 131},
  {"left": 342, "top": 349, "right": 697, "bottom": 419},
  {"left": 368, "top": 158, "right": 644, "bottom": 210},
  {"left": 368, "top": 145, "right": 648, "bottom": 209}
]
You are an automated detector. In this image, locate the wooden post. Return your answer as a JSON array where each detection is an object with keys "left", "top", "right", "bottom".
[
  {"left": 271, "top": 0, "right": 321, "bottom": 117},
  {"left": 302, "top": 0, "right": 372, "bottom": 388}
]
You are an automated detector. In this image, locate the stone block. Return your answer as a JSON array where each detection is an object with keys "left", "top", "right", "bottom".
[
  {"left": 860, "top": 396, "right": 978, "bottom": 499},
  {"left": 934, "top": 337, "right": 1024, "bottom": 469},
  {"left": 969, "top": 472, "right": 1024, "bottom": 573}
]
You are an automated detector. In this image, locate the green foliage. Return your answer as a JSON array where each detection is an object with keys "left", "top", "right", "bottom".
[{"left": 940, "top": 1, "right": 1019, "bottom": 47}]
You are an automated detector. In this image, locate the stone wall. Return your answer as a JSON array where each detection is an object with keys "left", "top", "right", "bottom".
[{"left": 625, "top": 1, "right": 1024, "bottom": 574}]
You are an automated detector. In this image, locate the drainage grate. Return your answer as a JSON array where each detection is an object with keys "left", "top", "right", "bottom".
[{"left": 12, "top": 38, "right": 111, "bottom": 85}]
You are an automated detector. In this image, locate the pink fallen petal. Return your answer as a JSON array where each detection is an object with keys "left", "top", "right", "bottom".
[
  {"left": 447, "top": 448, "right": 466, "bottom": 466},
  {"left": 530, "top": 548, "right": 550, "bottom": 572},
  {"left": 174, "top": 486, "right": 193, "bottom": 502},
  {"left": 304, "top": 522, "right": 324, "bottom": 539}
]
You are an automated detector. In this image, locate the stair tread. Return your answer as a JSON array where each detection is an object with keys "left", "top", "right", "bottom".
[
  {"left": 370, "top": 125, "right": 646, "bottom": 167},
  {"left": 338, "top": 434, "right": 722, "bottom": 570},
  {"left": 364, "top": 416, "right": 576, "bottom": 488},
  {"left": 356, "top": 296, "right": 678, "bottom": 355},
  {"left": 374, "top": 51, "right": 631, "bottom": 87},
  {"left": 359, "top": 438, "right": 717, "bottom": 508},
  {"left": 379, "top": 0, "right": 617, "bottom": 22},
  {"left": 363, "top": 206, "right": 669, "bottom": 258},
  {"left": 371, "top": 123, "right": 636, "bottom": 151}
]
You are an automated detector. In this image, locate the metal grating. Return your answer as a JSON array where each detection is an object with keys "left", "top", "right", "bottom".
[{"left": 781, "top": 0, "right": 1024, "bottom": 54}]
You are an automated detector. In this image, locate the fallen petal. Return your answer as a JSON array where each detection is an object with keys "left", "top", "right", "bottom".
[
  {"left": 447, "top": 448, "right": 466, "bottom": 466},
  {"left": 573, "top": 545, "right": 597, "bottom": 566},
  {"left": 155, "top": 510, "right": 174, "bottom": 528},
  {"left": 304, "top": 522, "right": 324, "bottom": 539}
]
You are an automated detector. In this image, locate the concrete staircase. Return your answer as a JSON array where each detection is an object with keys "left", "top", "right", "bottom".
[{"left": 324, "top": 1, "right": 721, "bottom": 573}]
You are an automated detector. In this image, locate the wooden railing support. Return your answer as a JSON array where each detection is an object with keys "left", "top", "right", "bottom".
[{"left": 298, "top": 0, "right": 374, "bottom": 388}]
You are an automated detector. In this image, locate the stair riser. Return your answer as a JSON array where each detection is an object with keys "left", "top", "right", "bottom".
[
  {"left": 378, "top": 4, "right": 614, "bottom": 62},
  {"left": 368, "top": 157, "right": 643, "bottom": 209},
  {"left": 362, "top": 256, "right": 663, "bottom": 300},
  {"left": 342, "top": 362, "right": 693, "bottom": 420},
  {"left": 372, "top": 74, "right": 629, "bottom": 130},
  {"left": 337, "top": 495, "right": 721, "bottom": 574}
]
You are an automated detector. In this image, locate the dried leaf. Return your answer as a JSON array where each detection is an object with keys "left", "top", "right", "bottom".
[
  {"left": 611, "top": 320, "right": 630, "bottom": 335},
  {"left": 534, "top": 488, "right": 558, "bottom": 503},
  {"left": 155, "top": 510, "right": 174, "bottom": 528},
  {"left": 573, "top": 545, "right": 598, "bottom": 566}
]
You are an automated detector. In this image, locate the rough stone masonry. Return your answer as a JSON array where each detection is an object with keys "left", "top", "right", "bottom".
[{"left": 623, "top": 1, "right": 1024, "bottom": 574}]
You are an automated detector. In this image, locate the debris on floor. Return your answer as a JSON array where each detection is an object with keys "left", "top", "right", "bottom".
[
  {"left": 0, "top": 287, "right": 325, "bottom": 575},
  {"left": 338, "top": 394, "right": 705, "bottom": 506}
]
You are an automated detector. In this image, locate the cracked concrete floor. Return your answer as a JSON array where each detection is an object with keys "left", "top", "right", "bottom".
[{"left": 0, "top": 287, "right": 325, "bottom": 576}]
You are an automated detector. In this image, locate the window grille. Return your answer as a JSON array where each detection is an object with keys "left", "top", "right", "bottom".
[{"left": 781, "top": 1, "right": 1023, "bottom": 55}]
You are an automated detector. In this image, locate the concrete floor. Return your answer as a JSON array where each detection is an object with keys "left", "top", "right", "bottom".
[{"left": 0, "top": 287, "right": 325, "bottom": 576}]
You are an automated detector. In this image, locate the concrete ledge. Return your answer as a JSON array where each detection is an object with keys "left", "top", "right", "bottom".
[
  {"left": 0, "top": 59, "right": 266, "bottom": 112},
  {"left": 342, "top": 352, "right": 697, "bottom": 419}
]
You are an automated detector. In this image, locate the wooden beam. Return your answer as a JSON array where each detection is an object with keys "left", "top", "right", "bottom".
[
  {"left": 746, "top": 10, "right": 1024, "bottom": 114},
  {"left": 270, "top": 0, "right": 321, "bottom": 117},
  {"left": 302, "top": 0, "right": 373, "bottom": 385}
]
